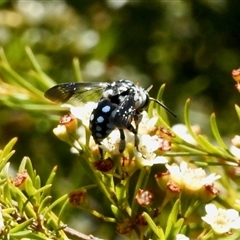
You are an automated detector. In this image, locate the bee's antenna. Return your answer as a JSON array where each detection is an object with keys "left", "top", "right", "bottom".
[{"left": 149, "top": 97, "right": 177, "bottom": 117}]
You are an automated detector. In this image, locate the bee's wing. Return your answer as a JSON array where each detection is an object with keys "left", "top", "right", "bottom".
[{"left": 44, "top": 82, "right": 109, "bottom": 104}]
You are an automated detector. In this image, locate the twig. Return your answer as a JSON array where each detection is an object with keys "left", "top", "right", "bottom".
[{"left": 64, "top": 225, "right": 105, "bottom": 240}]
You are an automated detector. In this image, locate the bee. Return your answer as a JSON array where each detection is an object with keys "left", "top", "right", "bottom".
[{"left": 45, "top": 79, "right": 176, "bottom": 157}]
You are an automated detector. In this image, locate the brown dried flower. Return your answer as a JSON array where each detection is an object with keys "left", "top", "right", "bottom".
[
  {"left": 135, "top": 189, "right": 154, "bottom": 206},
  {"left": 12, "top": 169, "right": 29, "bottom": 188},
  {"left": 116, "top": 218, "right": 134, "bottom": 235},
  {"left": 94, "top": 157, "right": 114, "bottom": 172},
  {"left": 59, "top": 113, "right": 78, "bottom": 133},
  {"left": 69, "top": 190, "right": 87, "bottom": 207}
]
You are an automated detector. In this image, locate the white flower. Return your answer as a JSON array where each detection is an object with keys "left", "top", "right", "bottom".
[
  {"left": 100, "top": 129, "right": 136, "bottom": 155},
  {"left": 70, "top": 102, "right": 99, "bottom": 153},
  {"left": 0, "top": 206, "right": 4, "bottom": 232},
  {"left": 172, "top": 124, "right": 197, "bottom": 145},
  {"left": 70, "top": 102, "right": 96, "bottom": 127},
  {"left": 202, "top": 203, "right": 240, "bottom": 234},
  {"left": 53, "top": 124, "right": 71, "bottom": 144},
  {"left": 100, "top": 129, "right": 121, "bottom": 155},
  {"left": 230, "top": 145, "right": 240, "bottom": 159},
  {"left": 176, "top": 234, "right": 189, "bottom": 240},
  {"left": 137, "top": 111, "right": 158, "bottom": 134},
  {"left": 231, "top": 135, "right": 240, "bottom": 148},
  {"left": 135, "top": 151, "right": 168, "bottom": 166},
  {"left": 138, "top": 134, "right": 160, "bottom": 156},
  {"left": 166, "top": 161, "right": 220, "bottom": 191},
  {"left": 69, "top": 103, "right": 167, "bottom": 160},
  {"left": 134, "top": 134, "right": 168, "bottom": 166}
]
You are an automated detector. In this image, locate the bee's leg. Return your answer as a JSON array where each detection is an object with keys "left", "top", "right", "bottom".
[
  {"left": 119, "top": 129, "right": 126, "bottom": 153},
  {"left": 134, "top": 134, "right": 139, "bottom": 150},
  {"left": 98, "top": 145, "right": 104, "bottom": 159},
  {"left": 96, "top": 140, "right": 104, "bottom": 159},
  {"left": 134, "top": 113, "right": 142, "bottom": 150}
]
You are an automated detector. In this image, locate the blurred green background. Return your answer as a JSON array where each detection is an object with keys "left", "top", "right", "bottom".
[{"left": 0, "top": 1, "right": 240, "bottom": 239}]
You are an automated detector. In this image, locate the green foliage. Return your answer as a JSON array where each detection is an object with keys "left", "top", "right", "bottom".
[
  {"left": 0, "top": 138, "right": 69, "bottom": 239},
  {"left": 1, "top": 2, "right": 240, "bottom": 239},
  {"left": 0, "top": 49, "right": 240, "bottom": 239}
]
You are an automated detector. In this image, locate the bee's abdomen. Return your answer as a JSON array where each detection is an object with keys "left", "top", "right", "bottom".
[{"left": 89, "top": 98, "right": 117, "bottom": 143}]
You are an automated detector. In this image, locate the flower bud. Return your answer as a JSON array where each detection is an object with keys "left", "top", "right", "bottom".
[
  {"left": 232, "top": 68, "right": 240, "bottom": 92},
  {"left": 155, "top": 171, "right": 170, "bottom": 191},
  {"left": 59, "top": 113, "right": 78, "bottom": 133},
  {"left": 121, "top": 156, "right": 137, "bottom": 177},
  {"left": 232, "top": 68, "right": 240, "bottom": 82},
  {"left": 235, "top": 83, "right": 240, "bottom": 92},
  {"left": 53, "top": 124, "right": 72, "bottom": 144},
  {"left": 53, "top": 114, "right": 78, "bottom": 145},
  {"left": 198, "top": 184, "right": 219, "bottom": 202},
  {"left": 231, "top": 135, "right": 240, "bottom": 148}
]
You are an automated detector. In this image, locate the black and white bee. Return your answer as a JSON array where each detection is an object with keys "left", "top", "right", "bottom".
[{"left": 45, "top": 79, "right": 176, "bottom": 156}]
